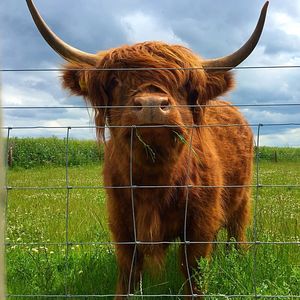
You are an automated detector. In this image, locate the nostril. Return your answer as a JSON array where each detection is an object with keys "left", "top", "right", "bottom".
[
  {"left": 133, "top": 99, "right": 143, "bottom": 111},
  {"left": 160, "top": 100, "right": 170, "bottom": 111},
  {"left": 133, "top": 96, "right": 170, "bottom": 112}
]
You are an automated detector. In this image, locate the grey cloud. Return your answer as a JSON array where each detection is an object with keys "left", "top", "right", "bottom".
[
  {"left": 5, "top": 108, "right": 67, "bottom": 121},
  {"left": 1, "top": 0, "right": 272, "bottom": 68},
  {"left": 263, "top": 27, "right": 300, "bottom": 56},
  {"left": 2, "top": 0, "right": 287, "bottom": 70}
]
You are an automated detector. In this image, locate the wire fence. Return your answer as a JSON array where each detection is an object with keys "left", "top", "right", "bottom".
[{"left": 1, "top": 67, "right": 300, "bottom": 299}]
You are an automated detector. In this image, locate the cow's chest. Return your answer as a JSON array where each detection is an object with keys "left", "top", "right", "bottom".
[{"left": 133, "top": 188, "right": 185, "bottom": 244}]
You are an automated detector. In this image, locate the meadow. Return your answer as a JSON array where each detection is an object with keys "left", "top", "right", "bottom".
[{"left": 4, "top": 138, "right": 300, "bottom": 299}]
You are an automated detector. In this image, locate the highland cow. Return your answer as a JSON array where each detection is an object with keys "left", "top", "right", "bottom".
[{"left": 27, "top": 0, "right": 268, "bottom": 298}]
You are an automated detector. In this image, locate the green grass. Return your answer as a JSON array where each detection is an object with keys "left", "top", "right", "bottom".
[{"left": 5, "top": 161, "right": 300, "bottom": 299}]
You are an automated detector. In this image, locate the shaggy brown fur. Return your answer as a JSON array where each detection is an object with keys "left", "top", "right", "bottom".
[{"left": 62, "top": 42, "right": 253, "bottom": 299}]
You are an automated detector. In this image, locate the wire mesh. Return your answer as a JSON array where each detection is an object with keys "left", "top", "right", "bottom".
[{"left": 1, "top": 68, "right": 300, "bottom": 299}]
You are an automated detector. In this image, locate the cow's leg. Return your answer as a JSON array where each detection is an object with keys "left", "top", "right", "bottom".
[
  {"left": 180, "top": 231, "right": 215, "bottom": 299},
  {"left": 114, "top": 244, "right": 144, "bottom": 299},
  {"left": 226, "top": 191, "right": 251, "bottom": 250}
]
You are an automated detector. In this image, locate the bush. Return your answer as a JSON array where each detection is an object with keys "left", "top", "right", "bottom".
[
  {"left": 7, "top": 137, "right": 103, "bottom": 169},
  {"left": 258, "top": 146, "right": 300, "bottom": 162}
]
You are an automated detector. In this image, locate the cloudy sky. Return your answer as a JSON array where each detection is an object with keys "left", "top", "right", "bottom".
[{"left": 1, "top": 0, "right": 300, "bottom": 146}]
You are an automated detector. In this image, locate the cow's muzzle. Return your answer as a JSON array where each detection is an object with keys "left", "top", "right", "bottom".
[{"left": 133, "top": 95, "right": 171, "bottom": 125}]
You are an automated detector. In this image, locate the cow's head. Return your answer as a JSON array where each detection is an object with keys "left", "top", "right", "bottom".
[{"left": 26, "top": 0, "right": 268, "bottom": 163}]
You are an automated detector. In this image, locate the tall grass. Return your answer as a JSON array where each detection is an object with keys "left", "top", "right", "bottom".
[
  {"left": 258, "top": 146, "right": 300, "bottom": 162},
  {"left": 7, "top": 137, "right": 104, "bottom": 169}
]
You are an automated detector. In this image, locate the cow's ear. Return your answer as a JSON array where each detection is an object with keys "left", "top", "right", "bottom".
[
  {"left": 61, "top": 62, "right": 108, "bottom": 141},
  {"left": 204, "top": 71, "right": 235, "bottom": 101},
  {"left": 186, "top": 71, "right": 235, "bottom": 124},
  {"left": 61, "top": 62, "right": 90, "bottom": 97}
]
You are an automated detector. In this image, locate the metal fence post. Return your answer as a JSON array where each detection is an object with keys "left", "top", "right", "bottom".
[{"left": 0, "top": 71, "right": 6, "bottom": 299}]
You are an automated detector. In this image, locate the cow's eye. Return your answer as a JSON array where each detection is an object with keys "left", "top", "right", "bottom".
[
  {"left": 148, "top": 85, "right": 165, "bottom": 93},
  {"left": 108, "top": 77, "right": 120, "bottom": 90},
  {"left": 188, "top": 89, "right": 199, "bottom": 106}
]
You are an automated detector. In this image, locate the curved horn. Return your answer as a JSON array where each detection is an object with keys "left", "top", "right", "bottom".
[
  {"left": 26, "top": 0, "right": 98, "bottom": 65},
  {"left": 203, "top": 1, "right": 269, "bottom": 72}
]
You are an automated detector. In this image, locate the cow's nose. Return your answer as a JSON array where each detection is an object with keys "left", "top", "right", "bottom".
[
  {"left": 133, "top": 95, "right": 171, "bottom": 124},
  {"left": 133, "top": 96, "right": 170, "bottom": 112}
]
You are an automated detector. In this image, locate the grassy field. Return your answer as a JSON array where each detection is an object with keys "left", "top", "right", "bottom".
[{"left": 5, "top": 156, "right": 300, "bottom": 298}]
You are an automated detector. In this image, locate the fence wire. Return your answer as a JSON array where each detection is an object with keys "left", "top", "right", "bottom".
[
  {"left": 1, "top": 69, "right": 300, "bottom": 299},
  {"left": 2, "top": 64, "right": 300, "bottom": 72}
]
